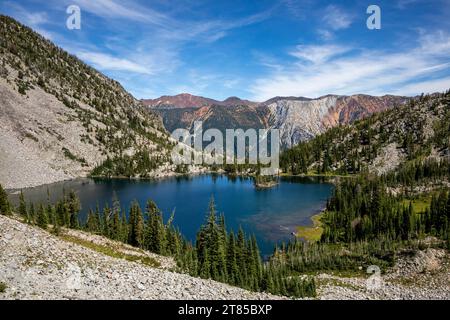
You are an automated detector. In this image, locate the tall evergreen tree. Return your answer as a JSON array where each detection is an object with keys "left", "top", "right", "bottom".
[
  {"left": 28, "top": 202, "right": 35, "bottom": 224},
  {"left": 0, "top": 184, "right": 11, "bottom": 215},
  {"left": 50, "top": 205, "right": 61, "bottom": 235},
  {"left": 128, "top": 200, "right": 144, "bottom": 247},
  {"left": 120, "top": 210, "right": 128, "bottom": 243},
  {"left": 145, "top": 200, "right": 165, "bottom": 254},
  {"left": 18, "top": 191, "right": 27, "bottom": 218},
  {"left": 226, "top": 232, "right": 239, "bottom": 285},
  {"left": 36, "top": 203, "right": 48, "bottom": 229},
  {"left": 86, "top": 209, "right": 99, "bottom": 233},
  {"left": 102, "top": 204, "right": 111, "bottom": 237},
  {"left": 67, "top": 190, "right": 80, "bottom": 229}
]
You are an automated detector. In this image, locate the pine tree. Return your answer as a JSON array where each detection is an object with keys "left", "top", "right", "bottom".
[
  {"left": 128, "top": 200, "right": 144, "bottom": 247},
  {"left": 36, "top": 204, "right": 48, "bottom": 229},
  {"left": 196, "top": 197, "right": 224, "bottom": 281},
  {"left": 50, "top": 206, "right": 61, "bottom": 235},
  {"left": 102, "top": 204, "right": 111, "bottom": 237},
  {"left": 28, "top": 202, "right": 35, "bottom": 224},
  {"left": 120, "top": 210, "right": 128, "bottom": 243},
  {"left": 0, "top": 184, "right": 11, "bottom": 215},
  {"left": 67, "top": 190, "right": 80, "bottom": 229},
  {"left": 18, "top": 191, "right": 27, "bottom": 218},
  {"left": 226, "top": 232, "right": 239, "bottom": 285},
  {"left": 199, "top": 246, "right": 211, "bottom": 279},
  {"left": 86, "top": 209, "right": 98, "bottom": 233},
  {"left": 236, "top": 226, "right": 247, "bottom": 285},
  {"left": 145, "top": 200, "right": 165, "bottom": 254},
  {"left": 95, "top": 203, "right": 102, "bottom": 232},
  {"left": 55, "top": 200, "right": 66, "bottom": 226},
  {"left": 250, "top": 235, "right": 262, "bottom": 288},
  {"left": 110, "top": 192, "right": 121, "bottom": 240}
]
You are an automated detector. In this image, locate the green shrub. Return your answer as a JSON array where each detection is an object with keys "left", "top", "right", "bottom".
[{"left": 0, "top": 282, "right": 7, "bottom": 293}]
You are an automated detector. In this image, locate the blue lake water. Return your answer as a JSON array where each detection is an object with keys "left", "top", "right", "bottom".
[{"left": 10, "top": 175, "right": 333, "bottom": 255}]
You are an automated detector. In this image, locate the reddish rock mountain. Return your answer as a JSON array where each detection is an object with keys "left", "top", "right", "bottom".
[
  {"left": 143, "top": 93, "right": 408, "bottom": 148},
  {"left": 142, "top": 93, "right": 258, "bottom": 109}
]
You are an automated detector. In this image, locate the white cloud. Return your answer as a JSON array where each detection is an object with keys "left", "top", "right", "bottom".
[
  {"left": 281, "top": 0, "right": 315, "bottom": 20},
  {"left": 223, "top": 79, "right": 240, "bottom": 89},
  {"left": 289, "top": 44, "right": 351, "bottom": 64},
  {"left": 72, "top": 0, "right": 170, "bottom": 26},
  {"left": 253, "top": 52, "right": 284, "bottom": 72},
  {"left": 396, "top": 0, "right": 421, "bottom": 9},
  {"left": 322, "top": 5, "right": 353, "bottom": 30},
  {"left": 68, "top": 0, "right": 272, "bottom": 45},
  {"left": 388, "top": 77, "right": 450, "bottom": 96},
  {"left": 317, "top": 29, "right": 334, "bottom": 41},
  {"left": 418, "top": 30, "right": 450, "bottom": 54},
  {"left": 250, "top": 31, "right": 450, "bottom": 100},
  {"left": 76, "top": 51, "right": 152, "bottom": 74}
]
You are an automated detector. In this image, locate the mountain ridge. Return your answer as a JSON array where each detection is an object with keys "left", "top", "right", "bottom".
[
  {"left": 144, "top": 93, "right": 408, "bottom": 148},
  {"left": 142, "top": 93, "right": 258, "bottom": 109}
]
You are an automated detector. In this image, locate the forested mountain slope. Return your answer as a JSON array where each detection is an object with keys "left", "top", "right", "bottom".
[
  {"left": 281, "top": 91, "right": 450, "bottom": 175},
  {"left": 0, "top": 15, "right": 175, "bottom": 189}
]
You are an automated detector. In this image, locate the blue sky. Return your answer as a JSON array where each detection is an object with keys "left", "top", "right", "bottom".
[{"left": 1, "top": 0, "right": 450, "bottom": 101}]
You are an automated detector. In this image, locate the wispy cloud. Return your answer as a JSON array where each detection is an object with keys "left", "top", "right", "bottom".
[
  {"left": 396, "top": 0, "right": 421, "bottom": 9},
  {"left": 66, "top": 0, "right": 272, "bottom": 44},
  {"left": 250, "top": 31, "right": 450, "bottom": 100},
  {"left": 317, "top": 29, "right": 334, "bottom": 41},
  {"left": 253, "top": 52, "right": 284, "bottom": 72},
  {"left": 322, "top": 5, "right": 353, "bottom": 30},
  {"left": 75, "top": 51, "right": 153, "bottom": 74},
  {"left": 72, "top": 0, "right": 170, "bottom": 26},
  {"left": 314, "top": 5, "right": 354, "bottom": 42},
  {"left": 156, "top": 7, "right": 274, "bottom": 43},
  {"left": 281, "top": 0, "right": 314, "bottom": 19},
  {"left": 390, "top": 76, "right": 450, "bottom": 95},
  {"left": 289, "top": 44, "right": 351, "bottom": 64}
]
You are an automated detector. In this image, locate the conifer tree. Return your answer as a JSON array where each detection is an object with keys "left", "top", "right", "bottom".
[
  {"left": 28, "top": 202, "right": 36, "bottom": 224},
  {"left": 128, "top": 200, "right": 144, "bottom": 247},
  {"left": 36, "top": 203, "right": 48, "bottom": 229},
  {"left": 120, "top": 210, "right": 128, "bottom": 243},
  {"left": 51, "top": 206, "right": 61, "bottom": 235},
  {"left": 0, "top": 184, "right": 11, "bottom": 215},
  {"left": 86, "top": 209, "right": 98, "bottom": 233},
  {"left": 110, "top": 192, "right": 121, "bottom": 240},
  {"left": 95, "top": 203, "right": 102, "bottom": 232},
  {"left": 67, "top": 190, "right": 80, "bottom": 229},
  {"left": 145, "top": 200, "right": 165, "bottom": 254},
  {"left": 111, "top": 207, "right": 121, "bottom": 240},
  {"left": 199, "top": 246, "right": 211, "bottom": 279},
  {"left": 102, "top": 204, "right": 111, "bottom": 237},
  {"left": 226, "top": 232, "right": 238, "bottom": 285},
  {"left": 18, "top": 191, "right": 27, "bottom": 218}
]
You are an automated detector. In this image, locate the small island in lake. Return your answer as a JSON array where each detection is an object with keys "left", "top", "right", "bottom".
[{"left": 254, "top": 175, "right": 279, "bottom": 189}]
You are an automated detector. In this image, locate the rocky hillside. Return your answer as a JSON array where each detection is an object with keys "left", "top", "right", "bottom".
[
  {"left": 0, "top": 214, "right": 280, "bottom": 300},
  {"left": 0, "top": 15, "right": 176, "bottom": 189},
  {"left": 144, "top": 93, "right": 407, "bottom": 148},
  {"left": 1, "top": 214, "right": 448, "bottom": 300}
]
